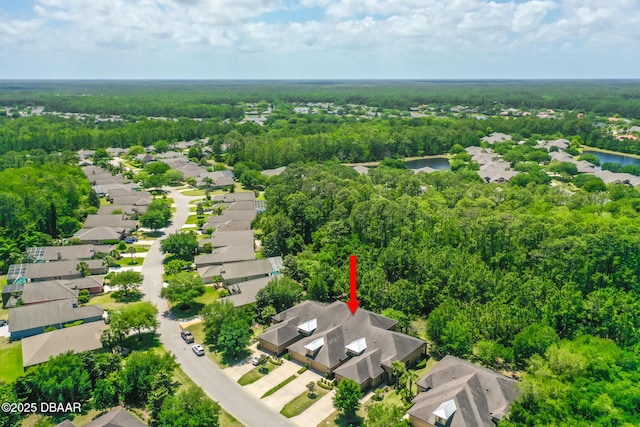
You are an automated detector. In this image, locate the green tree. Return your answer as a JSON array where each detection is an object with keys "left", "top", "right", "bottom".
[
  {"left": 366, "top": 402, "right": 410, "bottom": 427},
  {"left": 164, "top": 259, "right": 192, "bottom": 275},
  {"left": 93, "top": 376, "right": 120, "bottom": 410},
  {"left": 201, "top": 300, "right": 237, "bottom": 342},
  {"left": 155, "top": 386, "right": 220, "bottom": 427},
  {"left": 109, "top": 270, "right": 144, "bottom": 297},
  {"left": 333, "top": 379, "right": 362, "bottom": 420},
  {"left": 140, "top": 209, "right": 170, "bottom": 231},
  {"left": 120, "top": 351, "right": 175, "bottom": 406},
  {"left": 217, "top": 318, "right": 251, "bottom": 360},
  {"left": 161, "top": 231, "right": 199, "bottom": 261},
  {"left": 76, "top": 261, "right": 90, "bottom": 277},
  {"left": 512, "top": 323, "right": 559, "bottom": 368},
  {"left": 161, "top": 272, "right": 205, "bottom": 309},
  {"left": 255, "top": 276, "right": 303, "bottom": 318}
]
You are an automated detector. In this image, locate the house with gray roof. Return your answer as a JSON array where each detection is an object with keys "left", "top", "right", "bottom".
[
  {"left": 408, "top": 355, "right": 518, "bottom": 427},
  {"left": 221, "top": 276, "right": 279, "bottom": 307},
  {"left": 198, "top": 230, "right": 255, "bottom": 249},
  {"left": 212, "top": 192, "right": 256, "bottom": 203},
  {"left": 219, "top": 256, "right": 283, "bottom": 285},
  {"left": 9, "top": 299, "right": 104, "bottom": 340},
  {"left": 262, "top": 166, "right": 286, "bottom": 177},
  {"left": 202, "top": 210, "right": 257, "bottom": 231},
  {"left": 97, "top": 204, "right": 148, "bottom": 216},
  {"left": 194, "top": 245, "right": 256, "bottom": 269},
  {"left": 352, "top": 165, "right": 369, "bottom": 175},
  {"left": 259, "top": 300, "right": 426, "bottom": 390},
  {"left": 20, "top": 281, "right": 79, "bottom": 306},
  {"left": 224, "top": 200, "right": 257, "bottom": 210},
  {"left": 21, "top": 321, "right": 106, "bottom": 367},
  {"left": 73, "top": 226, "right": 127, "bottom": 244},
  {"left": 27, "top": 244, "right": 113, "bottom": 262},
  {"left": 481, "top": 132, "right": 512, "bottom": 144},
  {"left": 83, "top": 214, "right": 139, "bottom": 230},
  {"left": 110, "top": 192, "right": 152, "bottom": 206},
  {"left": 7, "top": 259, "right": 107, "bottom": 283}
]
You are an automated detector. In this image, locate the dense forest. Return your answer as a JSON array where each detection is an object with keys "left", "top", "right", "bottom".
[
  {"left": 2, "top": 80, "right": 640, "bottom": 117},
  {"left": 0, "top": 155, "right": 96, "bottom": 273}
]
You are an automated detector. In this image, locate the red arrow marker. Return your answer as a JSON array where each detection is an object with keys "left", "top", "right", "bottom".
[{"left": 346, "top": 255, "right": 360, "bottom": 315}]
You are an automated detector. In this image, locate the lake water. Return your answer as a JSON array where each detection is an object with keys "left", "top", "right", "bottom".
[
  {"left": 405, "top": 157, "right": 451, "bottom": 170},
  {"left": 583, "top": 150, "right": 640, "bottom": 167}
]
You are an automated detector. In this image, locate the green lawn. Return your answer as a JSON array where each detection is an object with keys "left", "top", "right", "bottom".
[
  {"left": 85, "top": 292, "right": 128, "bottom": 311},
  {"left": 280, "top": 387, "right": 330, "bottom": 418},
  {"left": 238, "top": 361, "right": 280, "bottom": 386},
  {"left": 115, "top": 257, "right": 145, "bottom": 266},
  {"left": 181, "top": 189, "right": 206, "bottom": 196},
  {"left": 130, "top": 245, "right": 150, "bottom": 253},
  {"left": 261, "top": 374, "right": 298, "bottom": 398},
  {"left": 185, "top": 214, "right": 208, "bottom": 225},
  {"left": 196, "top": 286, "right": 220, "bottom": 305},
  {"left": 0, "top": 338, "right": 23, "bottom": 383}
]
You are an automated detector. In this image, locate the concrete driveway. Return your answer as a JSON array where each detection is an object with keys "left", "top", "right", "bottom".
[
  {"left": 262, "top": 369, "right": 322, "bottom": 411},
  {"left": 244, "top": 359, "right": 301, "bottom": 397}
]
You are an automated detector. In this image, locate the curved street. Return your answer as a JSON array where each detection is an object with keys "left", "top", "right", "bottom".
[{"left": 140, "top": 188, "right": 295, "bottom": 427}]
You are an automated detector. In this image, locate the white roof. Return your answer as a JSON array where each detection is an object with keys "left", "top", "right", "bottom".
[
  {"left": 304, "top": 337, "right": 325, "bottom": 352},
  {"left": 298, "top": 318, "right": 317, "bottom": 334},
  {"left": 345, "top": 337, "right": 367, "bottom": 354},
  {"left": 433, "top": 399, "right": 457, "bottom": 419}
]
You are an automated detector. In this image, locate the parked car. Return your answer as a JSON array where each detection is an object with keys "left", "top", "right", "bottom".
[
  {"left": 251, "top": 355, "right": 261, "bottom": 366},
  {"left": 124, "top": 236, "right": 138, "bottom": 244},
  {"left": 192, "top": 344, "right": 205, "bottom": 356},
  {"left": 181, "top": 330, "right": 194, "bottom": 343},
  {"left": 0, "top": 319, "right": 7, "bottom": 327}
]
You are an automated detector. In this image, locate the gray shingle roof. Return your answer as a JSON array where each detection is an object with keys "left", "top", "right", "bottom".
[
  {"left": 194, "top": 245, "right": 256, "bottom": 267},
  {"left": 220, "top": 257, "right": 282, "bottom": 282},
  {"left": 21, "top": 321, "right": 106, "bottom": 367},
  {"left": 261, "top": 301, "right": 425, "bottom": 385},
  {"left": 28, "top": 244, "right": 114, "bottom": 261},
  {"left": 73, "top": 227, "right": 125, "bottom": 242},
  {"left": 408, "top": 355, "right": 518, "bottom": 426},
  {"left": 83, "top": 407, "right": 148, "bottom": 427},
  {"left": 212, "top": 192, "right": 256, "bottom": 203},
  {"left": 9, "top": 300, "right": 103, "bottom": 334},
  {"left": 221, "top": 276, "right": 277, "bottom": 307},
  {"left": 198, "top": 230, "right": 255, "bottom": 248},
  {"left": 83, "top": 215, "right": 138, "bottom": 230},
  {"left": 21, "top": 281, "right": 79, "bottom": 305}
]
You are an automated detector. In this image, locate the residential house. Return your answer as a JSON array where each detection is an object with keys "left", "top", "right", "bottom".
[
  {"left": 97, "top": 204, "right": 148, "bottom": 216},
  {"left": 208, "top": 220, "right": 252, "bottom": 232},
  {"left": 27, "top": 244, "right": 113, "bottom": 262},
  {"left": 221, "top": 276, "right": 280, "bottom": 307},
  {"left": 219, "top": 256, "right": 282, "bottom": 285},
  {"left": 481, "top": 132, "right": 512, "bottom": 144},
  {"left": 352, "top": 166, "right": 369, "bottom": 175},
  {"left": 259, "top": 301, "right": 426, "bottom": 390},
  {"left": 21, "top": 321, "right": 106, "bottom": 367},
  {"left": 110, "top": 191, "right": 152, "bottom": 206},
  {"left": 201, "top": 210, "right": 257, "bottom": 230},
  {"left": 198, "top": 230, "right": 255, "bottom": 249},
  {"left": 262, "top": 166, "right": 286, "bottom": 177},
  {"left": 194, "top": 245, "right": 256, "bottom": 269},
  {"left": 20, "top": 281, "right": 79, "bottom": 306},
  {"left": 407, "top": 355, "right": 518, "bottom": 427},
  {"left": 83, "top": 214, "right": 139, "bottom": 231},
  {"left": 7, "top": 260, "right": 107, "bottom": 283},
  {"left": 9, "top": 299, "right": 104, "bottom": 340},
  {"left": 212, "top": 192, "right": 256, "bottom": 203},
  {"left": 73, "top": 226, "right": 127, "bottom": 244}
]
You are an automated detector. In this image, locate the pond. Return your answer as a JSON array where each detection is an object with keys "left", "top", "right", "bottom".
[
  {"left": 583, "top": 150, "right": 640, "bottom": 167},
  {"left": 405, "top": 157, "right": 451, "bottom": 171}
]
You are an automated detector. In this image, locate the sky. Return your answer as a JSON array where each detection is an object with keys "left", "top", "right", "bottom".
[{"left": 0, "top": 0, "right": 639, "bottom": 79}]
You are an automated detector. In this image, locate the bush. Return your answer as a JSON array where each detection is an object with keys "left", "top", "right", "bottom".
[
  {"left": 317, "top": 380, "right": 334, "bottom": 390},
  {"left": 270, "top": 357, "right": 283, "bottom": 365},
  {"left": 415, "top": 358, "right": 427, "bottom": 369},
  {"left": 283, "top": 353, "right": 291, "bottom": 360},
  {"left": 117, "top": 241, "right": 127, "bottom": 251},
  {"left": 78, "top": 289, "right": 90, "bottom": 304},
  {"left": 297, "top": 364, "right": 308, "bottom": 374}
]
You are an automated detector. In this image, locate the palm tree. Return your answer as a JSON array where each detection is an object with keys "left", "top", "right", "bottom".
[{"left": 127, "top": 246, "right": 137, "bottom": 265}]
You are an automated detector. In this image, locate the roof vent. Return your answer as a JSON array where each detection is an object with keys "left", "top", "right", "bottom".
[{"left": 345, "top": 337, "right": 367, "bottom": 356}]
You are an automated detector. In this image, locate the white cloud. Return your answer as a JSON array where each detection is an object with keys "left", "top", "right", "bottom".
[{"left": 0, "top": 0, "right": 639, "bottom": 77}]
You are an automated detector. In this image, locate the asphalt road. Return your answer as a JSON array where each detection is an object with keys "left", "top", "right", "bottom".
[{"left": 141, "top": 188, "right": 295, "bottom": 427}]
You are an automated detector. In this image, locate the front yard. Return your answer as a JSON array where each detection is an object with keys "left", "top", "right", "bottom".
[{"left": 0, "top": 338, "right": 23, "bottom": 383}]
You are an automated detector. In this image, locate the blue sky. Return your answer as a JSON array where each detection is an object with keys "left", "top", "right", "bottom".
[{"left": 0, "top": 0, "right": 639, "bottom": 79}]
